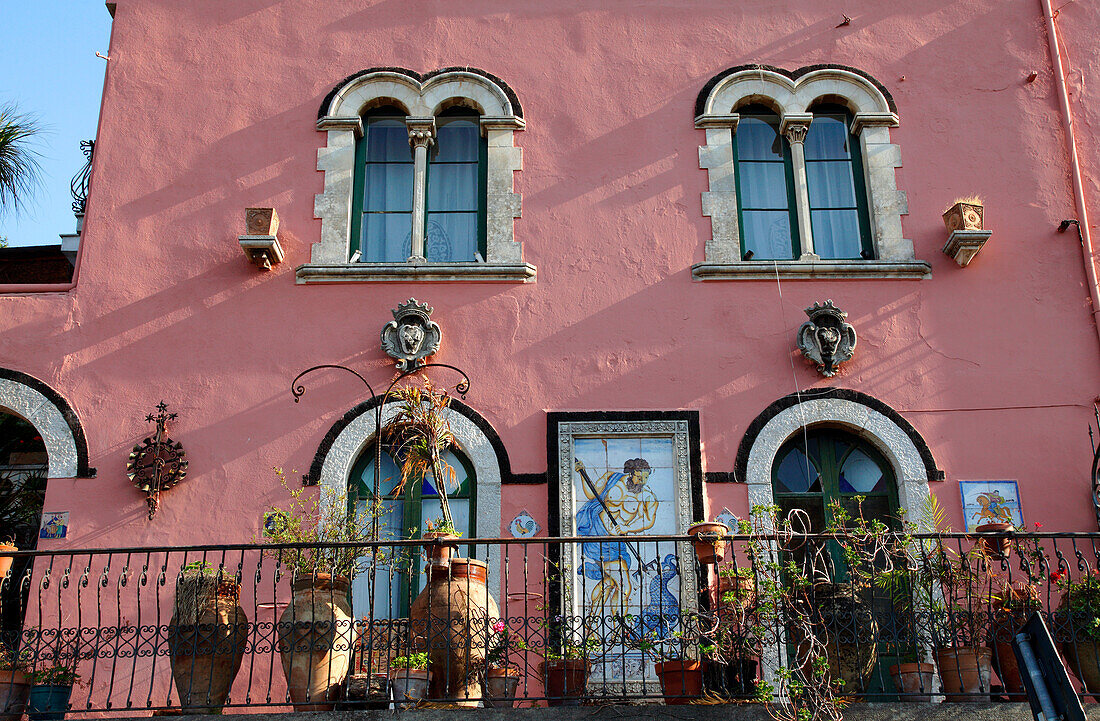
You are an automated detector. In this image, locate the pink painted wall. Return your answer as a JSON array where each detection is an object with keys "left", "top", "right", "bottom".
[{"left": 1, "top": 0, "right": 1099, "bottom": 553}]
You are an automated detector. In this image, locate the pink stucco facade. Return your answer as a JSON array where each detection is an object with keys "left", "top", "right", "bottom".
[{"left": 3, "top": 0, "right": 1100, "bottom": 548}]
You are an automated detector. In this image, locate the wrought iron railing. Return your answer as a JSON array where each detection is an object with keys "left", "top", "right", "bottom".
[{"left": 1, "top": 532, "right": 1099, "bottom": 714}]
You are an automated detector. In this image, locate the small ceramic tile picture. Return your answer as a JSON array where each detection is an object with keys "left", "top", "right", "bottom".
[
  {"left": 40, "top": 511, "right": 69, "bottom": 539},
  {"left": 509, "top": 509, "right": 541, "bottom": 538},
  {"left": 958, "top": 480, "right": 1023, "bottom": 532}
]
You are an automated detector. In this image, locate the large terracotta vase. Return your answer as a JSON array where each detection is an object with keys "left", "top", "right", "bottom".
[
  {"left": 655, "top": 659, "right": 704, "bottom": 704},
  {"left": 168, "top": 572, "right": 248, "bottom": 714},
  {"left": 277, "top": 574, "right": 356, "bottom": 711},
  {"left": 539, "top": 659, "right": 589, "bottom": 707},
  {"left": 0, "top": 544, "right": 16, "bottom": 580},
  {"left": 409, "top": 559, "right": 499, "bottom": 706}
]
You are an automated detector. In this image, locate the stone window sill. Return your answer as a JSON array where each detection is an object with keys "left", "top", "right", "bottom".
[
  {"left": 295, "top": 262, "right": 537, "bottom": 284},
  {"left": 691, "top": 259, "right": 931, "bottom": 281}
]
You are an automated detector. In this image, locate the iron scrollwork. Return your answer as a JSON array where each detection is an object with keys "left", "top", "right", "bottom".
[{"left": 70, "top": 139, "right": 95, "bottom": 215}]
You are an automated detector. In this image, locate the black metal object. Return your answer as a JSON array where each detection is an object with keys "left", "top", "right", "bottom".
[
  {"left": 70, "top": 140, "right": 94, "bottom": 215},
  {"left": 1013, "top": 612, "right": 1085, "bottom": 721},
  {"left": 126, "top": 401, "right": 187, "bottom": 519}
]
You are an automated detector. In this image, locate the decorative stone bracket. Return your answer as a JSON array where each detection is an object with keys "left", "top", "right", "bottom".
[
  {"left": 797, "top": 300, "right": 857, "bottom": 377},
  {"left": 239, "top": 207, "right": 284, "bottom": 270}
]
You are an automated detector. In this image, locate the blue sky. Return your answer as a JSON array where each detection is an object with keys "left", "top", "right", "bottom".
[{"left": 1, "top": 2, "right": 113, "bottom": 247}]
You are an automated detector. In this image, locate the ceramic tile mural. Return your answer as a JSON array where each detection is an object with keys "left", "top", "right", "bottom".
[
  {"left": 557, "top": 422, "right": 697, "bottom": 690},
  {"left": 959, "top": 480, "right": 1024, "bottom": 531}
]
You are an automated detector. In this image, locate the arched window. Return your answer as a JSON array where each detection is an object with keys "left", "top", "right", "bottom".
[
  {"left": 734, "top": 105, "right": 798, "bottom": 260},
  {"left": 771, "top": 428, "right": 898, "bottom": 531},
  {"left": 348, "top": 442, "right": 477, "bottom": 618},
  {"left": 694, "top": 65, "right": 930, "bottom": 279},
  {"left": 307, "top": 67, "right": 533, "bottom": 283},
  {"left": 804, "top": 104, "right": 872, "bottom": 260}
]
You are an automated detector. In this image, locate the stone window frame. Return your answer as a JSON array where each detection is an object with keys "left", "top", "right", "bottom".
[
  {"left": 693, "top": 64, "right": 931, "bottom": 280},
  {"left": 0, "top": 368, "right": 94, "bottom": 480},
  {"left": 315, "top": 400, "right": 504, "bottom": 598},
  {"left": 301, "top": 67, "right": 534, "bottom": 284},
  {"left": 735, "top": 389, "right": 943, "bottom": 696}
]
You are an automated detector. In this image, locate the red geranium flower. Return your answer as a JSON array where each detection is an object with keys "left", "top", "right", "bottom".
[{"left": 1050, "top": 570, "right": 1066, "bottom": 582}]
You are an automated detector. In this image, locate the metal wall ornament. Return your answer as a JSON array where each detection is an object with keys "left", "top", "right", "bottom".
[
  {"left": 798, "top": 300, "right": 857, "bottom": 377},
  {"left": 127, "top": 402, "right": 188, "bottom": 520},
  {"left": 381, "top": 298, "right": 442, "bottom": 370}
]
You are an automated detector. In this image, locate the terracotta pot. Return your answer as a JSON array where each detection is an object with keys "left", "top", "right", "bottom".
[
  {"left": 389, "top": 668, "right": 431, "bottom": 705},
  {"left": 655, "top": 659, "right": 704, "bottom": 704},
  {"left": 1061, "top": 636, "right": 1100, "bottom": 694},
  {"left": 974, "top": 523, "right": 1013, "bottom": 560},
  {"left": 26, "top": 685, "right": 71, "bottom": 721},
  {"left": 889, "top": 662, "right": 936, "bottom": 701},
  {"left": 168, "top": 573, "right": 248, "bottom": 713},
  {"left": 539, "top": 659, "right": 588, "bottom": 707},
  {"left": 485, "top": 667, "right": 521, "bottom": 708},
  {"left": 0, "top": 544, "right": 16, "bottom": 581},
  {"left": 936, "top": 646, "right": 992, "bottom": 701},
  {"left": 277, "top": 574, "right": 356, "bottom": 711},
  {"left": 0, "top": 670, "right": 29, "bottom": 721},
  {"left": 421, "top": 532, "right": 460, "bottom": 565},
  {"left": 990, "top": 615, "right": 1027, "bottom": 700},
  {"left": 809, "top": 583, "right": 878, "bottom": 693},
  {"left": 943, "top": 201, "right": 984, "bottom": 232},
  {"left": 687, "top": 523, "right": 728, "bottom": 564},
  {"left": 345, "top": 672, "right": 389, "bottom": 709},
  {"left": 409, "top": 558, "right": 498, "bottom": 706}
]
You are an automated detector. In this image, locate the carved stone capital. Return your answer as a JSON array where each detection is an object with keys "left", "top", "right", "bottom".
[
  {"left": 783, "top": 123, "right": 809, "bottom": 145},
  {"left": 406, "top": 116, "right": 436, "bottom": 149},
  {"left": 780, "top": 113, "right": 813, "bottom": 145}
]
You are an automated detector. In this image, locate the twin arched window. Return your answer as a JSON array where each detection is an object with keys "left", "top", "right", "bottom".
[{"left": 352, "top": 106, "right": 486, "bottom": 264}]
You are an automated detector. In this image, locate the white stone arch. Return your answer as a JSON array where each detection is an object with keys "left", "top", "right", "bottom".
[
  {"left": 304, "top": 67, "right": 532, "bottom": 282},
  {"left": 317, "top": 402, "right": 503, "bottom": 592},
  {"left": 698, "top": 67, "right": 895, "bottom": 121},
  {"left": 693, "top": 64, "right": 928, "bottom": 279},
  {"left": 0, "top": 375, "right": 81, "bottom": 479},
  {"left": 743, "top": 397, "right": 931, "bottom": 517}
]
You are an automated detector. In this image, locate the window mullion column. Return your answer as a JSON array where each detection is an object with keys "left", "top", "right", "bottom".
[
  {"left": 406, "top": 116, "right": 436, "bottom": 262},
  {"left": 782, "top": 114, "right": 817, "bottom": 260}
]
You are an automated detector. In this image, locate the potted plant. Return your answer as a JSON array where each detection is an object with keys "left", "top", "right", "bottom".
[
  {"left": 707, "top": 563, "right": 760, "bottom": 699},
  {"left": 888, "top": 653, "right": 936, "bottom": 702},
  {"left": 420, "top": 517, "right": 461, "bottom": 565},
  {"left": 687, "top": 520, "right": 728, "bottom": 564},
  {"left": 1054, "top": 569, "right": 1100, "bottom": 693},
  {"left": 389, "top": 652, "right": 431, "bottom": 705},
  {"left": 0, "top": 645, "right": 30, "bottom": 721},
  {"left": 484, "top": 619, "right": 524, "bottom": 708},
  {"left": 0, "top": 538, "right": 16, "bottom": 580},
  {"left": 539, "top": 637, "right": 595, "bottom": 707},
  {"left": 25, "top": 666, "right": 77, "bottom": 721},
  {"left": 717, "top": 564, "right": 756, "bottom": 611},
  {"left": 263, "top": 468, "right": 377, "bottom": 711},
  {"left": 973, "top": 521, "right": 1014, "bottom": 560},
  {"left": 167, "top": 560, "right": 248, "bottom": 714},
  {"left": 388, "top": 380, "right": 501, "bottom": 705}
]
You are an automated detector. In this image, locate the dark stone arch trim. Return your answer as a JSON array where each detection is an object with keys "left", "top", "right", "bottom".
[
  {"left": 318, "top": 66, "right": 524, "bottom": 120},
  {"left": 0, "top": 368, "right": 95, "bottom": 478},
  {"left": 306, "top": 396, "right": 516, "bottom": 486},
  {"left": 733, "top": 388, "right": 942, "bottom": 485},
  {"left": 695, "top": 63, "right": 898, "bottom": 119}
]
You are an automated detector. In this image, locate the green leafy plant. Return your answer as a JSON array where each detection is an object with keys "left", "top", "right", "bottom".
[
  {"left": 390, "top": 652, "right": 429, "bottom": 670},
  {"left": 486, "top": 619, "right": 528, "bottom": 669},
  {"left": 385, "top": 379, "right": 458, "bottom": 529},
  {"left": 422, "top": 517, "right": 460, "bottom": 537},
  {"left": 0, "top": 644, "right": 30, "bottom": 672},
  {"left": 1056, "top": 572, "right": 1100, "bottom": 641},
  {"left": 26, "top": 665, "right": 78, "bottom": 686},
  {"left": 260, "top": 467, "right": 386, "bottom": 579},
  {"left": 180, "top": 561, "right": 215, "bottom": 574},
  {"left": 0, "top": 103, "right": 44, "bottom": 218}
]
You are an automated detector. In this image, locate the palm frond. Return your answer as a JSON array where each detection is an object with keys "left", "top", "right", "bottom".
[{"left": 0, "top": 104, "right": 44, "bottom": 217}]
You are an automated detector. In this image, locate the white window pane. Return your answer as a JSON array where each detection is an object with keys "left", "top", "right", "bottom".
[
  {"left": 425, "top": 213, "right": 477, "bottom": 262},
  {"left": 739, "top": 162, "right": 789, "bottom": 210},
  {"left": 361, "top": 213, "right": 412, "bottom": 262},
  {"left": 806, "top": 161, "right": 856, "bottom": 209},
  {"left": 811, "top": 209, "right": 862, "bottom": 259},
  {"left": 839, "top": 448, "right": 884, "bottom": 493},
  {"left": 364, "top": 164, "right": 413, "bottom": 212},
  {"left": 366, "top": 119, "right": 413, "bottom": 162},
  {"left": 434, "top": 118, "right": 479, "bottom": 162},
  {"left": 805, "top": 116, "right": 850, "bottom": 161},
  {"left": 741, "top": 210, "right": 794, "bottom": 259},
  {"left": 736, "top": 117, "right": 782, "bottom": 161},
  {"left": 426, "top": 164, "right": 478, "bottom": 212}
]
